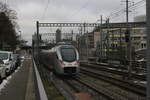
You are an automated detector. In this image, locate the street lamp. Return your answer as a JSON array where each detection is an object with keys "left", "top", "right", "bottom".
[{"left": 18, "top": 30, "right": 22, "bottom": 41}]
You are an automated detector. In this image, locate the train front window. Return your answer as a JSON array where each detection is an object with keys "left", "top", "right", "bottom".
[{"left": 61, "top": 48, "right": 76, "bottom": 62}]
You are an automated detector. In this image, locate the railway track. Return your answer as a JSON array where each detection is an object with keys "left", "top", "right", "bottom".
[
  {"left": 63, "top": 76, "right": 127, "bottom": 100},
  {"left": 80, "top": 67, "right": 146, "bottom": 97},
  {"left": 63, "top": 79, "right": 80, "bottom": 93},
  {"left": 63, "top": 74, "right": 146, "bottom": 100},
  {"left": 37, "top": 64, "right": 131, "bottom": 100},
  {"left": 37, "top": 64, "right": 76, "bottom": 100},
  {"left": 74, "top": 76, "right": 129, "bottom": 100},
  {"left": 89, "top": 62, "right": 146, "bottom": 71},
  {"left": 90, "top": 62, "right": 128, "bottom": 70},
  {"left": 38, "top": 65, "right": 108, "bottom": 100},
  {"left": 80, "top": 63, "right": 146, "bottom": 81},
  {"left": 61, "top": 71, "right": 146, "bottom": 100},
  {"left": 36, "top": 62, "right": 146, "bottom": 100},
  {"left": 63, "top": 77, "right": 117, "bottom": 100}
]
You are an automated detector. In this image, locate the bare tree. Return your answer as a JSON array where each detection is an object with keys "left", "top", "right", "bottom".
[{"left": 0, "top": 1, "right": 19, "bottom": 50}]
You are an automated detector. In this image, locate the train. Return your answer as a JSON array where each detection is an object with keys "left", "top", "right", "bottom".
[{"left": 39, "top": 44, "right": 80, "bottom": 75}]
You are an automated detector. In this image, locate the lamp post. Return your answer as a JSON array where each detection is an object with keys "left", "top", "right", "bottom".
[{"left": 19, "top": 30, "right": 21, "bottom": 40}]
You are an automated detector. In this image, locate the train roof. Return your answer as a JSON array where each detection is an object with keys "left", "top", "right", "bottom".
[
  {"left": 56, "top": 42, "right": 72, "bottom": 45},
  {"left": 41, "top": 44, "right": 76, "bottom": 53},
  {"left": 56, "top": 44, "right": 75, "bottom": 48}
]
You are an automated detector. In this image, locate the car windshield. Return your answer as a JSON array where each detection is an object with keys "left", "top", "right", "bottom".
[
  {"left": 0, "top": 53, "right": 8, "bottom": 60},
  {"left": 61, "top": 48, "right": 76, "bottom": 62}
]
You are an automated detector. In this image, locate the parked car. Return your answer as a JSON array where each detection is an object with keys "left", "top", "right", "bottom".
[
  {"left": 0, "top": 51, "right": 14, "bottom": 75},
  {"left": 20, "top": 56, "right": 25, "bottom": 62},
  {"left": 0, "top": 59, "right": 7, "bottom": 83}
]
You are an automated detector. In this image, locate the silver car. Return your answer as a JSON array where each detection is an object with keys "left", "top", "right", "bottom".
[
  {"left": 0, "top": 51, "right": 14, "bottom": 75},
  {"left": 0, "top": 59, "right": 7, "bottom": 83}
]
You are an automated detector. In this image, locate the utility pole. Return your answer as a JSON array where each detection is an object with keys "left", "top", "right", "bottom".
[
  {"left": 71, "top": 30, "right": 73, "bottom": 41},
  {"left": 83, "top": 23, "right": 89, "bottom": 62},
  {"left": 112, "top": 29, "right": 114, "bottom": 60},
  {"left": 83, "top": 23, "right": 86, "bottom": 34},
  {"left": 87, "top": 30, "right": 89, "bottom": 63},
  {"left": 124, "top": 0, "right": 132, "bottom": 79},
  {"left": 119, "top": 28, "right": 122, "bottom": 65},
  {"left": 100, "top": 15, "right": 103, "bottom": 60},
  {"left": 79, "top": 27, "right": 82, "bottom": 59},
  {"left": 83, "top": 23, "right": 86, "bottom": 61},
  {"left": 146, "top": 0, "right": 150, "bottom": 99},
  {"left": 106, "top": 18, "right": 110, "bottom": 60},
  {"left": 126, "top": 0, "right": 129, "bottom": 23},
  {"left": 36, "top": 21, "right": 40, "bottom": 64}
]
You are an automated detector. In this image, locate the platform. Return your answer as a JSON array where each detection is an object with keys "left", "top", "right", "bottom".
[{"left": 0, "top": 57, "right": 35, "bottom": 100}]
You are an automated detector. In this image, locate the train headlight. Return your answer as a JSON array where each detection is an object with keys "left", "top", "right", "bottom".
[{"left": 74, "top": 61, "right": 80, "bottom": 66}]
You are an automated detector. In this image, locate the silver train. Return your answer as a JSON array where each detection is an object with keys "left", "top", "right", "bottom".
[{"left": 40, "top": 44, "right": 80, "bottom": 75}]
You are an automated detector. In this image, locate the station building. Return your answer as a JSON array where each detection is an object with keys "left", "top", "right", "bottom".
[{"left": 77, "top": 21, "right": 146, "bottom": 61}]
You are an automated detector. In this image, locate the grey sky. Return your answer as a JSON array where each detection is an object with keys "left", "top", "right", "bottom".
[{"left": 3, "top": 0, "right": 146, "bottom": 45}]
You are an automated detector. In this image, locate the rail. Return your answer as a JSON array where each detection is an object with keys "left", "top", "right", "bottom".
[
  {"left": 80, "top": 63, "right": 146, "bottom": 81},
  {"left": 80, "top": 68, "right": 146, "bottom": 96}
]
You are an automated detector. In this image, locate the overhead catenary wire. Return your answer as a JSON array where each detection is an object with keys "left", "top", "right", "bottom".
[
  {"left": 68, "top": 0, "right": 90, "bottom": 20},
  {"left": 129, "top": 0, "right": 146, "bottom": 11},
  {"left": 109, "top": 0, "right": 146, "bottom": 20},
  {"left": 41, "top": 0, "right": 50, "bottom": 20},
  {"left": 110, "top": 5, "right": 145, "bottom": 19},
  {"left": 111, "top": 0, "right": 145, "bottom": 20},
  {"left": 111, "top": 0, "right": 145, "bottom": 16}
]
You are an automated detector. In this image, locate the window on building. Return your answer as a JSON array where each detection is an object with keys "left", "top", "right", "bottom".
[
  {"left": 115, "top": 44, "right": 118, "bottom": 48},
  {"left": 144, "top": 43, "right": 146, "bottom": 48},
  {"left": 141, "top": 43, "right": 144, "bottom": 48},
  {"left": 143, "top": 36, "right": 147, "bottom": 40},
  {"left": 122, "top": 37, "right": 125, "bottom": 41},
  {"left": 134, "top": 37, "right": 141, "bottom": 40}
]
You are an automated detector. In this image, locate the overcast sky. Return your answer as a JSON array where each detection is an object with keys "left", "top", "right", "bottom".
[{"left": 2, "top": 0, "right": 146, "bottom": 45}]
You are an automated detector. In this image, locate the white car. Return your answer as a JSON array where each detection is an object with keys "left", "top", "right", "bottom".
[
  {"left": 0, "top": 59, "right": 7, "bottom": 82},
  {"left": 0, "top": 51, "right": 14, "bottom": 75}
]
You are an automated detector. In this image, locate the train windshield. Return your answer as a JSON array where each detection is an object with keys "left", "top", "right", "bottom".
[{"left": 61, "top": 48, "right": 76, "bottom": 62}]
